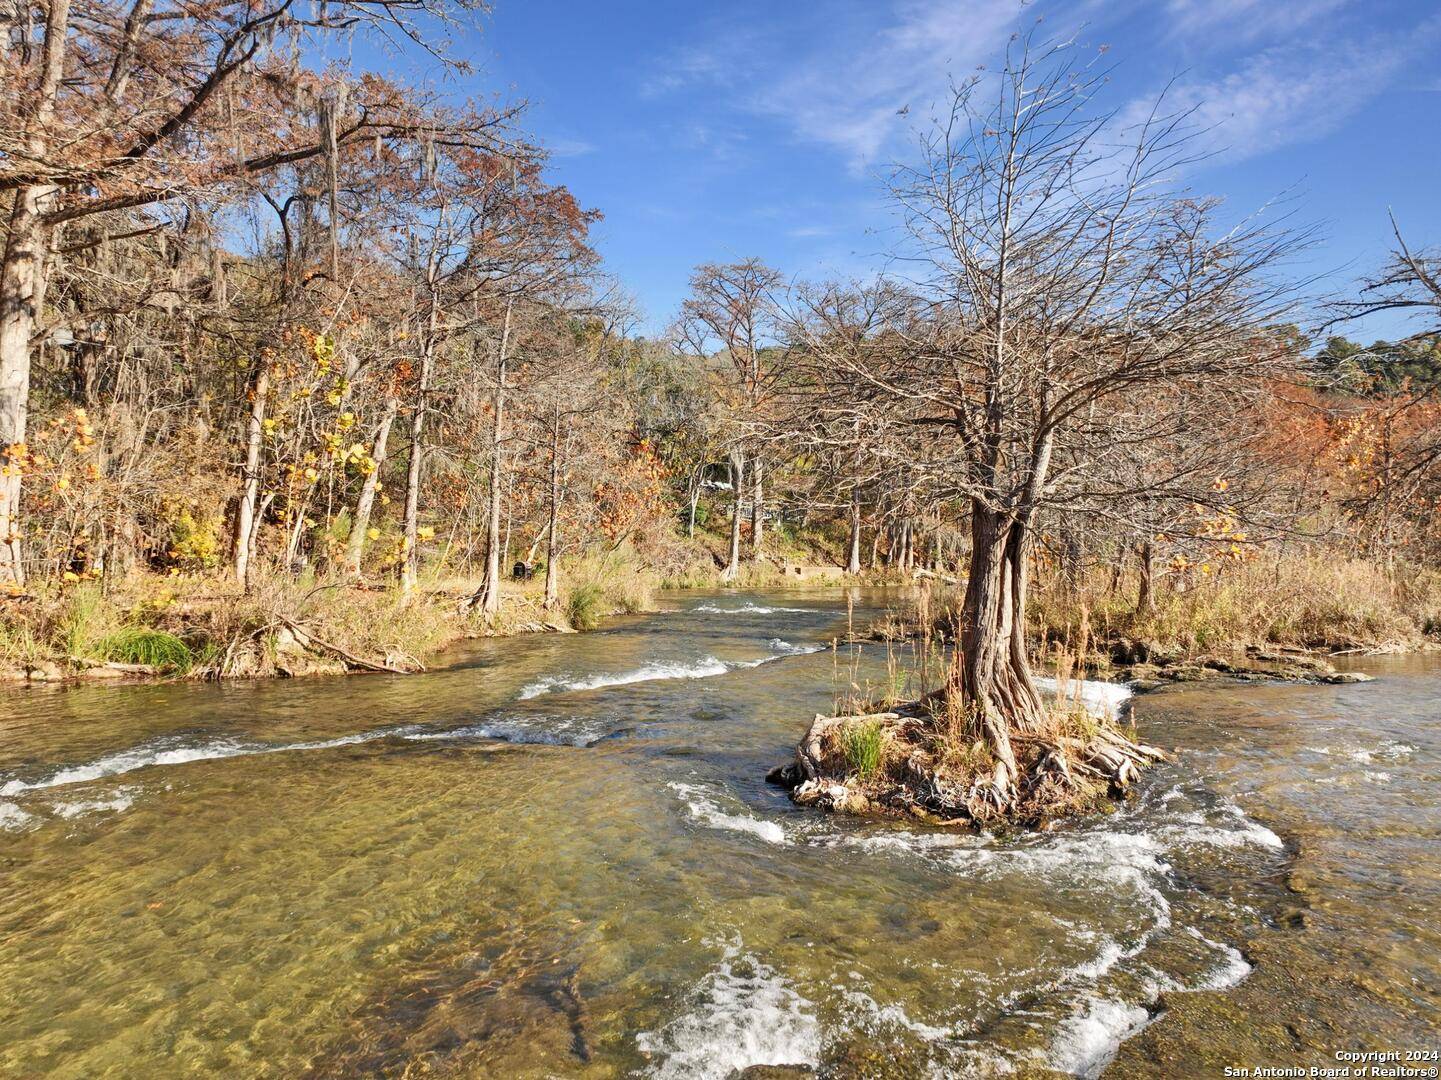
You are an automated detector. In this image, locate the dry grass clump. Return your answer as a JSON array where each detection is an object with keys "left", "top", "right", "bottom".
[
  {"left": 870, "top": 555, "right": 1441, "bottom": 656},
  {"left": 1, "top": 572, "right": 467, "bottom": 679},
  {"left": 557, "top": 547, "right": 656, "bottom": 623},
  {"left": 1035, "top": 556, "right": 1441, "bottom": 653}
]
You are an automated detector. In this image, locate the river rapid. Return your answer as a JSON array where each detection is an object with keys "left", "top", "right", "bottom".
[{"left": 1, "top": 589, "right": 1437, "bottom": 1078}]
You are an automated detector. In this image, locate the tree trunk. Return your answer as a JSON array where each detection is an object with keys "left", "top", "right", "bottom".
[
  {"left": 474, "top": 299, "right": 513, "bottom": 615},
  {"left": 1136, "top": 540, "right": 1155, "bottom": 614},
  {"left": 686, "top": 474, "right": 700, "bottom": 538},
  {"left": 232, "top": 364, "right": 269, "bottom": 587},
  {"left": 0, "top": 0, "right": 69, "bottom": 587},
  {"left": 722, "top": 449, "right": 744, "bottom": 581},
  {"left": 344, "top": 395, "right": 397, "bottom": 576},
  {"left": 398, "top": 344, "right": 432, "bottom": 596},
  {"left": 947, "top": 505, "right": 1046, "bottom": 802},
  {"left": 847, "top": 493, "right": 862, "bottom": 574},
  {"left": 544, "top": 415, "right": 561, "bottom": 609},
  {"left": 750, "top": 454, "right": 764, "bottom": 558}
]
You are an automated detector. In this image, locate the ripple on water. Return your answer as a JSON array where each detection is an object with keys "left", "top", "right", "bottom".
[
  {"left": 405, "top": 715, "right": 627, "bottom": 748},
  {"left": 691, "top": 603, "right": 817, "bottom": 615},
  {"left": 0, "top": 728, "right": 419, "bottom": 796}
]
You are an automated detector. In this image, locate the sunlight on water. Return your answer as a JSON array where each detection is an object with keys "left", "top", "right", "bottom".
[{"left": 1, "top": 590, "right": 1436, "bottom": 1078}]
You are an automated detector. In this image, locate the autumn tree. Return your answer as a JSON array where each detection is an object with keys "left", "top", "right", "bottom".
[{"left": 0, "top": 0, "right": 512, "bottom": 584}]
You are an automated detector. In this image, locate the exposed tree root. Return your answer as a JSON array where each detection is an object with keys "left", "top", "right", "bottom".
[{"left": 768, "top": 698, "right": 1168, "bottom": 828}]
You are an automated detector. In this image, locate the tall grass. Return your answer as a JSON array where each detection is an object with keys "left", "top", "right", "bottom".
[
  {"left": 95, "top": 627, "right": 194, "bottom": 670},
  {"left": 558, "top": 548, "right": 656, "bottom": 627},
  {"left": 1033, "top": 555, "right": 1441, "bottom": 652},
  {"left": 564, "top": 582, "right": 607, "bottom": 631},
  {"left": 840, "top": 718, "right": 886, "bottom": 779}
]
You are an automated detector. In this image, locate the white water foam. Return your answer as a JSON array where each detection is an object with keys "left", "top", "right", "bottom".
[
  {"left": 0, "top": 800, "right": 36, "bottom": 831},
  {"left": 636, "top": 944, "right": 821, "bottom": 1078},
  {"left": 0, "top": 727, "right": 413, "bottom": 796},
  {"left": 1184, "top": 929, "right": 1253, "bottom": 991},
  {"left": 520, "top": 658, "right": 731, "bottom": 699},
  {"left": 519, "top": 641, "right": 822, "bottom": 699},
  {"left": 405, "top": 717, "right": 618, "bottom": 748},
  {"left": 1153, "top": 806, "right": 1284, "bottom": 852},
  {"left": 1353, "top": 740, "right": 1417, "bottom": 763},
  {"left": 1307, "top": 740, "right": 1416, "bottom": 765},
  {"left": 1044, "top": 997, "right": 1152, "bottom": 1078},
  {"left": 668, "top": 781, "right": 788, "bottom": 846},
  {"left": 767, "top": 638, "right": 823, "bottom": 656},
  {"left": 692, "top": 603, "right": 814, "bottom": 615},
  {"left": 52, "top": 789, "right": 136, "bottom": 820},
  {"left": 841, "top": 987, "right": 954, "bottom": 1042},
  {"left": 846, "top": 827, "right": 1170, "bottom": 916},
  {"left": 1034, "top": 676, "right": 1133, "bottom": 721}
]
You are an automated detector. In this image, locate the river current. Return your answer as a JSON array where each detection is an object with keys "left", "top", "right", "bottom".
[{"left": 1, "top": 589, "right": 1436, "bottom": 1077}]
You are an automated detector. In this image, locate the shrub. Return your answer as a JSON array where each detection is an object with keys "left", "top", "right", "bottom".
[{"left": 163, "top": 504, "right": 223, "bottom": 570}]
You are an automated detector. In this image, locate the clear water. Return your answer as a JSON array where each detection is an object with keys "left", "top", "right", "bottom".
[{"left": 0, "top": 590, "right": 1436, "bottom": 1077}]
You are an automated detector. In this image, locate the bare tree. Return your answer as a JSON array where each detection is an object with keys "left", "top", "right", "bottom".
[
  {"left": 676, "top": 259, "right": 784, "bottom": 579},
  {"left": 786, "top": 35, "right": 1306, "bottom": 808}
]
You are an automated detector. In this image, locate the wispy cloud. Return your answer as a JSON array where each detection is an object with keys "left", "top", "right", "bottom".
[
  {"left": 547, "top": 136, "right": 597, "bottom": 158},
  {"left": 751, "top": 0, "right": 1022, "bottom": 167},
  {"left": 640, "top": 0, "right": 1024, "bottom": 168},
  {"left": 1163, "top": 0, "right": 1350, "bottom": 42},
  {"left": 639, "top": 45, "right": 736, "bottom": 98},
  {"left": 1128, "top": 12, "right": 1441, "bottom": 166},
  {"left": 642, "top": 0, "right": 1435, "bottom": 175}
]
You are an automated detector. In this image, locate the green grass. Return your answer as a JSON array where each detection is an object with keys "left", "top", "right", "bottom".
[
  {"left": 94, "top": 627, "right": 194, "bottom": 670},
  {"left": 840, "top": 718, "right": 886, "bottom": 779}
]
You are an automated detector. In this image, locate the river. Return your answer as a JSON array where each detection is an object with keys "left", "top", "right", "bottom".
[{"left": 1, "top": 589, "right": 1437, "bottom": 1077}]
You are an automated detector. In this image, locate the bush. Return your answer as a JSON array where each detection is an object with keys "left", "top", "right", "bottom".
[
  {"left": 557, "top": 547, "right": 657, "bottom": 627},
  {"left": 840, "top": 718, "right": 885, "bottom": 779},
  {"left": 565, "top": 582, "right": 606, "bottom": 631},
  {"left": 95, "top": 627, "right": 194, "bottom": 670},
  {"left": 163, "top": 504, "right": 223, "bottom": 570}
]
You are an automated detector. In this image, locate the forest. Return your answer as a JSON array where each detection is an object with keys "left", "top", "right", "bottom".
[
  {"left": 3, "top": 1, "right": 1440, "bottom": 810},
  {"left": 4, "top": 2, "right": 1441, "bottom": 1076}
]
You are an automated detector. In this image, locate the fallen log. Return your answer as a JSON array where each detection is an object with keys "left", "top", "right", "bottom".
[{"left": 276, "top": 616, "right": 413, "bottom": 674}]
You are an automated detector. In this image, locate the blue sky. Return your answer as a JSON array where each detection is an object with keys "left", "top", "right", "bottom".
[{"left": 395, "top": 0, "right": 1441, "bottom": 340}]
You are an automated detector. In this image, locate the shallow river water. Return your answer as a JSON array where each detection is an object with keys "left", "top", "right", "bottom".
[{"left": 1, "top": 589, "right": 1437, "bottom": 1078}]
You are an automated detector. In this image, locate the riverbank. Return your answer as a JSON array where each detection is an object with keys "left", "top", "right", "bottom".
[
  {"left": 0, "top": 559, "right": 652, "bottom": 684},
  {"left": 865, "top": 556, "right": 1441, "bottom": 683},
  {"left": 0, "top": 539, "right": 873, "bottom": 684}
]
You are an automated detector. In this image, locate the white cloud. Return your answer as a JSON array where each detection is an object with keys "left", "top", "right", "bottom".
[
  {"left": 639, "top": 0, "right": 1025, "bottom": 168},
  {"left": 547, "top": 137, "right": 597, "bottom": 158},
  {"left": 1163, "top": 0, "right": 1350, "bottom": 42},
  {"left": 641, "top": 0, "right": 1435, "bottom": 176},
  {"left": 748, "top": 0, "right": 1021, "bottom": 166},
  {"left": 1127, "top": 13, "right": 1441, "bottom": 166}
]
